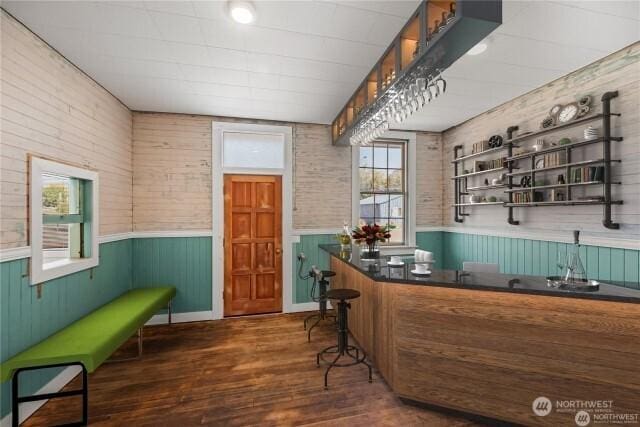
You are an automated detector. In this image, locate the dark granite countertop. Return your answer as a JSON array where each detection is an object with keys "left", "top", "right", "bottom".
[{"left": 319, "top": 244, "right": 640, "bottom": 304}]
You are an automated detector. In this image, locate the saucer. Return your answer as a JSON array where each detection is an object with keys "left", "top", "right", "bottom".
[
  {"left": 387, "top": 261, "right": 405, "bottom": 267},
  {"left": 411, "top": 269, "right": 431, "bottom": 276}
]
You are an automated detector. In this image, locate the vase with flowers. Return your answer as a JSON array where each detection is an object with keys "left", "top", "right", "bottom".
[{"left": 351, "top": 223, "right": 395, "bottom": 260}]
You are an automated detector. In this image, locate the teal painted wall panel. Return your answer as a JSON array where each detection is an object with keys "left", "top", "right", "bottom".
[
  {"left": 437, "top": 231, "right": 640, "bottom": 289},
  {"left": 0, "top": 239, "right": 132, "bottom": 418},
  {"left": 131, "top": 237, "right": 212, "bottom": 313},
  {"left": 416, "top": 231, "right": 444, "bottom": 270},
  {"left": 292, "top": 234, "right": 337, "bottom": 304}
]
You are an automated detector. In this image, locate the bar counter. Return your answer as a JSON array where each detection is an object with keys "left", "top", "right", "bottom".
[{"left": 320, "top": 244, "right": 640, "bottom": 426}]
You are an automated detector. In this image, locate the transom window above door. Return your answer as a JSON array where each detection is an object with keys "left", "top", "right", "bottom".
[{"left": 358, "top": 141, "right": 407, "bottom": 245}]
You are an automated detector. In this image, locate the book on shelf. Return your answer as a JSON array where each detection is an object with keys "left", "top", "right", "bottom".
[
  {"left": 541, "top": 151, "right": 566, "bottom": 168},
  {"left": 571, "top": 166, "right": 604, "bottom": 183},
  {"left": 512, "top": 191, "right": 544, "bottom": 203},
  {"left": 472, "top": 140, "right": 490, "bottom": 154},
  {"left": 473, "top": 157, "right": 506, "bottom": 172}
]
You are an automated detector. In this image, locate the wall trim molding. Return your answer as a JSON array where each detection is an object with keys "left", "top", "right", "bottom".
[
  {"left": 146, "top": 310, "right": 214, "bottom": 325},
  {"left": 292, "top": 228, "right": 342, "bottom": 236},
  {"left": 131, "top": 230, "right": 213, "bottom": 239},
  {"left": 0, "top": 365, "right": 82, "bottom": 427},
  {"left": 420, "top": 227, "right": 640, "bottom": 250},
  {"left": 0, "top": 246, "right": 31, "bottom": 262},
  {"left": 289, "top": 302, "right": 330, "bottom": 312}
]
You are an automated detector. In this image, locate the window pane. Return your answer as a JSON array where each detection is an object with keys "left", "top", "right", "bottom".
[
  {"left": 373, "top": 146, "right": 387, "bottom": 168},
  {"left": 388, "top": 146, "right": 402, "bottom": 169},
  {"left": 359, "top": 193, "right": 375, "bottom": 222},
  {"left": 359, "top": 168, "right": 373, "bottom": 192},
  {"left": 372, "top": 169, "right": 387, "bottom": 192},
  {"left": 388, "top": 219, "right": 404, "bottom": 244},
  {"left": 374, "top": 194, "right": 390, "bottom": 219},
  {"left": 222, "top": 131, "right": 285, "bottom": 169},
  {"left": 389, "top": 195, "right": 404, "bottom": 218},
  {"left": 388, "top": 169, "right": 403, "bottom": 192},
  {"left": 42, "top": 174, "right": 80, "bottom": 215},
  {"left": 359, "top": 146, "right": 372, "bottom": 167},
  {"left": 42, "top": 224, "right": 70, "bottom": 267}
]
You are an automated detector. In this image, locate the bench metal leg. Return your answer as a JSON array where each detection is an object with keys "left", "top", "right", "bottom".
[
  {"left": 12, "top": 362, "right": 88, "bottom": 427},
  {"left": 168, "top": 300, "right": 172, "bottom": 325},
  {"left": 106, "top": 328, "right": 143, "bottom": 363}
]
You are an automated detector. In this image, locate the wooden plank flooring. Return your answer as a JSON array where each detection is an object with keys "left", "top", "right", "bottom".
[{"left": 23, "top": 313, "right": 481, "bottom": 426}]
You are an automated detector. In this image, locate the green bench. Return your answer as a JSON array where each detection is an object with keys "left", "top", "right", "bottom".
[{"left": 1, "top": 286, "right": 176, "bottom": 427}]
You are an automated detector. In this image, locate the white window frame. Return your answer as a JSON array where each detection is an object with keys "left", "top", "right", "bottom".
[
  {"left": 351, "top": 131, "right": 417, "bottom": 253},
  {"left": 30, "top": 157, "right": 99, "bottom": 284}
]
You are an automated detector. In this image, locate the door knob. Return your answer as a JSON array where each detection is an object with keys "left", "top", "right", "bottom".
[{"left": 275, "top": 248, "right": 282, "bottom": 255}]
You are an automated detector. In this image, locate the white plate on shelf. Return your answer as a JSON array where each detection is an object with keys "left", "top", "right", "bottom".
[
  {"left": 387, "top": 261, "right": 405, "bottom": 267},
  {"left": 411, "top": 269, "right": 432, "bottom": 276}
]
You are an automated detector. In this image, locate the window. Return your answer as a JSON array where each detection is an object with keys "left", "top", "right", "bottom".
[
  {"left": 358, "top": 141, "right": 407, "bottom": 245},
  {"left": 222, "top": 131, "right": 285, "bottom": 170},
  {"left": 30, "top": 157, "right": 99, "bottom": 284}
]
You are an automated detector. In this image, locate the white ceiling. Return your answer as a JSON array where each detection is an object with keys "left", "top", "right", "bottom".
[{"left": 2, "top": 1, "right": 639, "bottom": 130}]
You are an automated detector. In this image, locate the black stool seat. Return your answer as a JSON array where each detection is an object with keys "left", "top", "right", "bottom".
[
  {"left": 316, "top": 287, "right": 372, "bottom": 389},
  {"left": 322, "top": 270, "right": 336, "bottom": 278},
  {"left": 326, "top": 288, "right": 360, "bottom": 301}
]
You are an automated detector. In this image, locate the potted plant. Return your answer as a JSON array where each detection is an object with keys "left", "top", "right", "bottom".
[{"left": 351, "top": 223, "right": 395, "bottom": 259}]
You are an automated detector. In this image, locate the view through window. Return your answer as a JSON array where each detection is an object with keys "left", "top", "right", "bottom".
[{"left": 358, "top": 141, "right": 406, "bottom": 245}]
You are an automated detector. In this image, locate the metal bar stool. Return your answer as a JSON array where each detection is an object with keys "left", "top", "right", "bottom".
[
  {"left": 303, "top": 269, "right": 337, "bottom": 342},
  {"left": 316, "top": 288, "right": 372, "bottom": 389}
]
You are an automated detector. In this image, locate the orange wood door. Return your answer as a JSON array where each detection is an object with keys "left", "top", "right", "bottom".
[{"left": 224, "top": 174, "right": 283, "bottom": 316}]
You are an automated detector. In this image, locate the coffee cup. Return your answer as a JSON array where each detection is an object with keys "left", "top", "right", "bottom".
[
  {"left": 414, "top": 263, "right": 428, "bottom": 274},
  {"left": 389, "top": 256, "right": 402, "bottom": 264}
]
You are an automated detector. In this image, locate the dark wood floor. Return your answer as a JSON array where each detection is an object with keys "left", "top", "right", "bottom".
[{"left": 24, "top": 312, "right": 481, "bottom": 426}]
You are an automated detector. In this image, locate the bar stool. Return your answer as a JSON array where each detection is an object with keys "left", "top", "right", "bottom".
[
  {"left": 316, "top": 288, "right": 372, "bottom": 389},
  {"left": 303, "top": 270, "right": 337, "bottom": 342}
]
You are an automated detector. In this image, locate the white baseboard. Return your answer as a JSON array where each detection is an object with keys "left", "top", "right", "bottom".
[
  {"left": 145, "top": 310, "right": 213, "bottom": 325},
  {"left": 0, "top": 365, "right": 82, "bottom": 427}
]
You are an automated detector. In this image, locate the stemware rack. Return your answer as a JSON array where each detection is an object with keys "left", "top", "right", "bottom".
[{"left": 451, "top": 90, "right": 623, "bottom": 229}]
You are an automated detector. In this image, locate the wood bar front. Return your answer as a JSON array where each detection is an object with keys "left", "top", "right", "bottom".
[{"left": 330, "top": 257, "right": 640, "bottom": 426}]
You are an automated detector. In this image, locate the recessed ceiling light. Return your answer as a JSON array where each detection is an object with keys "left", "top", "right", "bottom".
[
  {"left": 228, "top": 1, "right": 256, "bottom": 24},
  {"left": 466, "top": 42, "right": 488, "bottom": 56}
]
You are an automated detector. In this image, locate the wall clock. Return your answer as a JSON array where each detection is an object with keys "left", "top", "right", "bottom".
[
  {"left": 541, "top": 116, "right": 554, "bottom": 129},
  {"left": 557, "top": 103, "right": 579, "bottom": 123},
  {"left": 549, "top": 104, "right": 562, "bottom": 118}
]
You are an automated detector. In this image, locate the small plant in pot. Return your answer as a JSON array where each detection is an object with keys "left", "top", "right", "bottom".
[{"left": 352, "top": 223, "right": 395, "bottom": 260}]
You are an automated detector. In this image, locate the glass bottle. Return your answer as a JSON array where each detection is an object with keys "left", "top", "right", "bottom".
[{"left": 563, "top": 230, "right": 587, "bottom": 283}]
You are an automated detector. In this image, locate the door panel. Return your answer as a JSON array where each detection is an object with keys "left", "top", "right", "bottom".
[{"left": 224, "top": 174, "right": 282, "bottom": 316}]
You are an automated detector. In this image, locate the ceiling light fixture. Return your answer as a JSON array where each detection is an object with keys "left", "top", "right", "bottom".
[
  {"left": 466, "top": 42, "right": 488, "bottom": 56},
  {"left": 228, "top": 1, "right": 256, "bottom": 24}
]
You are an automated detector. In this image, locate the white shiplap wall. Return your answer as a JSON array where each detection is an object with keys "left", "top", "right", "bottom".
[
  {"left": 442, "top": 42, "right": 640, "bottom": 242},
  {"left": 0, "top": 11, "right": 133, "bottom": 249}
]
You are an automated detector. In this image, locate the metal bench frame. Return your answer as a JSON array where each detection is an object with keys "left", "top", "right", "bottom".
[{"left": 10, "top": 300, "right": 172, "bottom": 426}]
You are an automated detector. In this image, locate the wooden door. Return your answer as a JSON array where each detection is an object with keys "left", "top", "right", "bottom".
[{"left": 224, "top": 175, "right": 282, "bottom": 316}]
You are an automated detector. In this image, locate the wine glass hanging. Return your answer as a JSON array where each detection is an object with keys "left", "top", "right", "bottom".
[{"left": 349, "top": 68, "right": 447, "bottom": 146}]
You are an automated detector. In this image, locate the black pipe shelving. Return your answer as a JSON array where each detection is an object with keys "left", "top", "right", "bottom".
[{"left": 451, "top": 90, "right": 624, "bottom": 229}]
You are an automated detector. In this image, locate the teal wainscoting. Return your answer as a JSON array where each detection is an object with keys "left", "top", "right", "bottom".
[
  {"left": 416, "top": 231, "right": 444, "bottom": 269},
  {"left": 0, "top": 239, "right": 132, "bottom": 418},
  {"left": 132, "top": 237, "right": 212, "bottom": 313},
  {"left": 292, "top": 234, "right": 337, "bottom": 304},
  {"left": 438, "top": 232, "right": 639, "bottom": 288}
]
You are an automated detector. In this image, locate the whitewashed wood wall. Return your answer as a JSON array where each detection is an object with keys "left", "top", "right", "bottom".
[
  {"left": 132, "top": 113, "right": 353, "bottom": 232},
  {"left": 442, "top": 42, "right": 640, "bottom": 242},
  {"left": 0, "top": 11, "right": 133, "bottom": 249}
]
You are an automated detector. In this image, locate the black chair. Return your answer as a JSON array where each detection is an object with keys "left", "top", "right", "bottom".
[
  {"left": 303, "top": 270, "right": 336, "bottom": 342},
  {"left": 316, "top": 288, "right": 372, "bottom": 389}
]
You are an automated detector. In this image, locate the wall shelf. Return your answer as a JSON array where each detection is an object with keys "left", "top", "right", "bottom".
[
  {"left": 452, "top": 202, "right": 504, "bottom": 207},
  {"left": 506, "top": 158, "right": 618, "bottom": 177},
  {"left": 505, "top": 200, "right": 623, "bottom": 208},
  {"left": 452, "top": 90, "right": 623, "bottom": 229},
  {"left": 452, "top": 143, "right": 514, "bottom": 163},
  {"left": 452, "top": 167, "right": 507, "bottom": 180}
]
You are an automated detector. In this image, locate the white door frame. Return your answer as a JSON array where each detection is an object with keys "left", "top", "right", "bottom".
[{"left": 211, "top": 122, "right": 294, "bottom": 320}]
